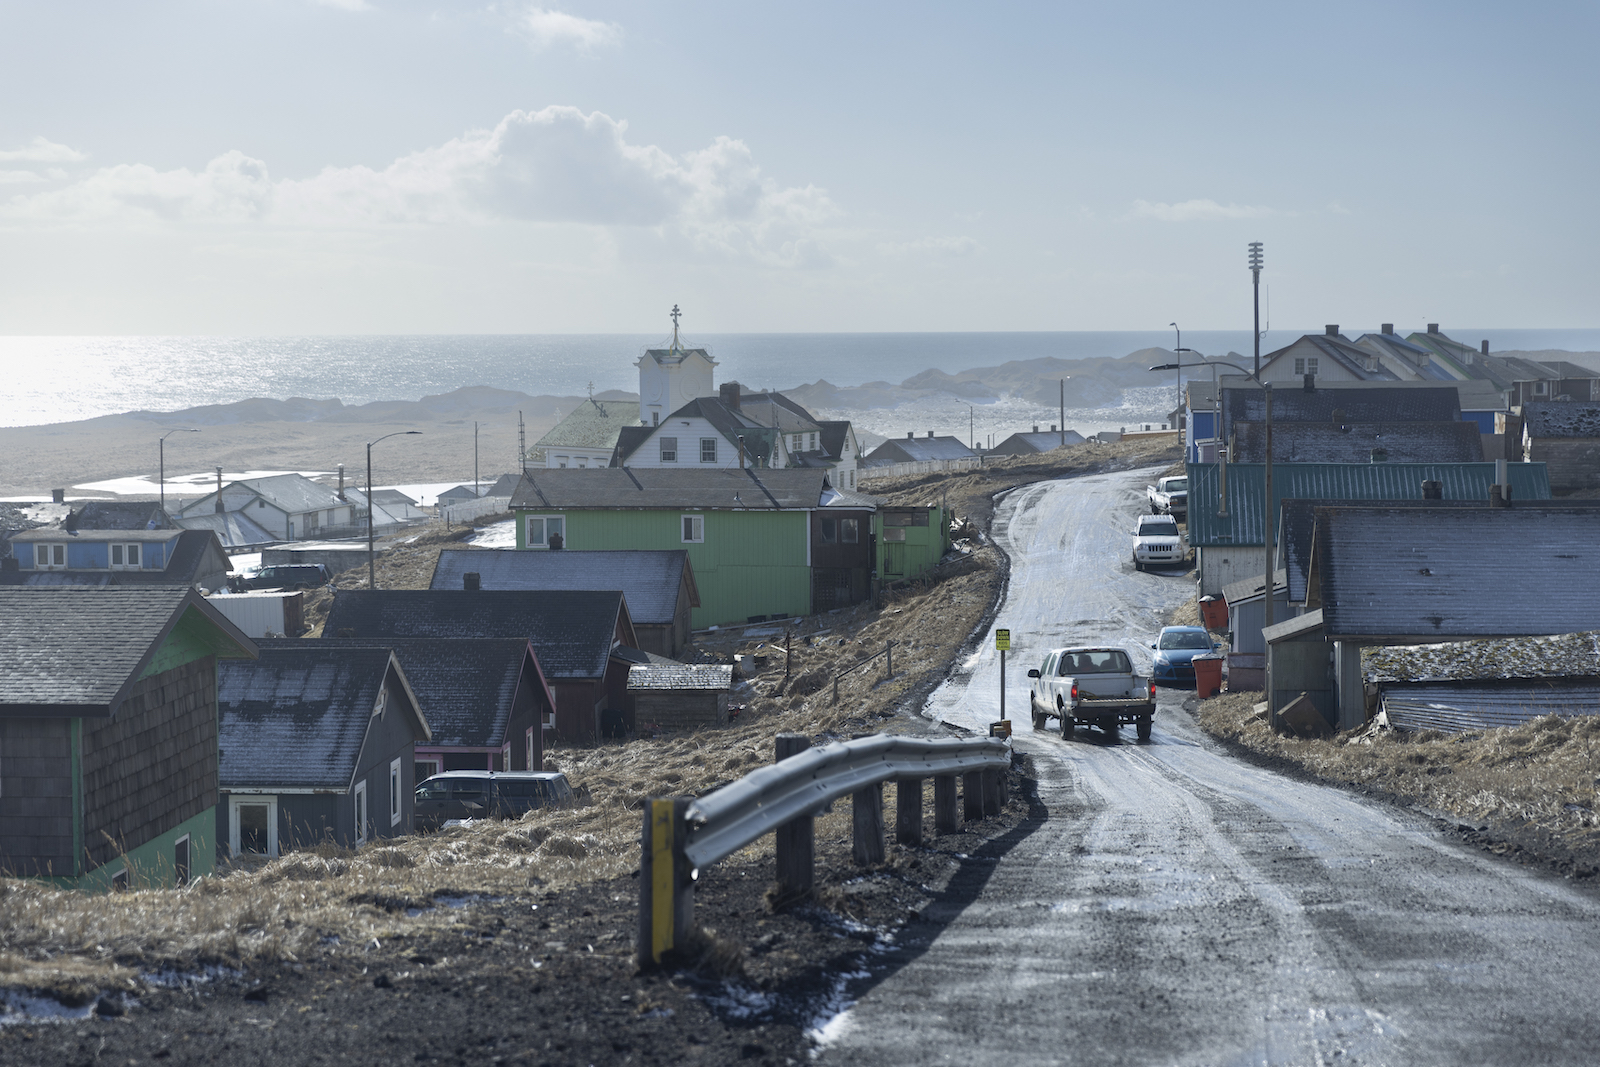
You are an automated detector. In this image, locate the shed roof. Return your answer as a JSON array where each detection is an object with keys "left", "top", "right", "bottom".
[
  {"left": 1364, "top": 630, "right": 1600, "bottom": 683},
  {"left": 1186, "top": 461, "right": 1552, "bottom": 547},
  {"left": 534, "top": 400, "right": 640, "bottom": 451},
  {"left": 173, "top": 510, "right": 279, "bottom": 548},
  {"left": 67, "top": 500, "right": 172, "bottom": 531},
  {"left": 1219, "top": 385, "right": 1461, "bottom": 432},
  {"left": 429, "top": 548, "right": 698, "bottom": 623},
  {"left": 1230, "top": 420, "right": 1484, "bottom": 464},
  {"left": 626, "top": 663, "right": 734, "bottom": 691},
  {"left": 1521, "top": 401, "right": 1600, "bottom": 439},
  {"left": 510, "top": 467, "right": 838, "bottom": 511},
  {"left": 322, "top": 589, "right": 627, "bottom": 679},
  {"left": 218, "top": 643, "right": 429, "bottom": 791},
  {"left": 862, "top": 435, "right": 977, "bottom": 466},
  {"left": 0, "top": 586, "right": 257, "bottom": 716},
  {"left": 1313, "top": 507, "right": 1600, "bottom": 640}
]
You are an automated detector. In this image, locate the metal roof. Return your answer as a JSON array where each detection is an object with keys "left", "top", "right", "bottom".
[
  {"left": 1230, "top": 421, "right": 1483, "bottom": 464},
  {"left": 510, "top": 467, "right": 838, "bottom": 511},
  {"left": 626, "top": 664, "right": 734, "bottom": 691},
  {"left": 1521, "top": 401, "right": 1600, "bottom": 439},
  {"left": 989, "top": 430, "right": 1088, "bottom": 456},
  {"left": 862, "top": 436, "right": 978, "bottom": 466},
  {"left": 1315, "top": 507, "right": 1600, "bottom": 640},
  {"left": 429, "top": 548, "right": 697, "bottom": 623},
  {"left": 1186, "top": 461, "right": 1552, "bottom": 547},
  {"left": 534, "top": 400, "right": 641, "bottom": 451},
  {"left": 1220, "top": 385, "right": 1461, "bottom": 432},
  {"left": 172, "top": 510, "right": 280, "bottom": 549},
  {"left": 1380, "top": 682, "right": 1600, "bottom": 735}
]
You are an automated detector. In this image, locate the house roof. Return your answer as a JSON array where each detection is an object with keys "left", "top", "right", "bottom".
[
  {"left": 67, "top": 500, "right": 172, "bottom": 531},
  {"left": 3, "top": 530, "right": 232, "bottom": 590},
  {"left": 862, "top": 436, "right": 978, "bottom": 466},
  {"left": 735, "top": 391, "right": 821, "bottom": 434},
  {"left": 1230, "top": 420, "right": 1484, "bottom": 464},
  {"left": 1354, "top": 332, "right": 1438, "bottom": 372},
  {"left": 236, "top": 474, "right": 346, "bottom": 515},
  {"left": 317, "top": 637, "right": 546, "bottom": 748},
  {"left": 1262, "top": 334, "right": 1401, "bottom": 381},
  {"left": 511, "top": 467, "right": 847, "bottom": 511},
  {"left": 1221, "top": 569, "right": 1287, "bottom": 607},
  {"left": 626, "top": 663, "right": 733, "bottom": 691},
  {"left": 218, "top": 643, "right": 429, "bottom": 791},
  {"left": 989, "top": 430, "right": 1088, "bottom": 456},
  {"left": 816, "top": 421, "right": 854, "bottom": 461},
  {"left": 1521, "top": 401, "right": 1600, "bottom": 439},
  {"left": 369, "top": 489, "right": 418, "bottom": 507},
  {"left": 1186, "top": 461, "right": 1552, "bottom": 547},
  {"left": 534, "top": 400, "right": 640, "bottom": 452},
  {"left": 429, "top": 548, "right": 699, "bottom": 623},
  {"left": 640, "top": 342, "right": 714, "bottom": 367},
  {"left": 0, "top": 586, "right": 257, "bottom": 716},
  {"left": 1364, "top": 630, "right": 1600, "bottom": 683},
  {"left": 1219, "top": 385, "right": 1461, "bottom": 433},
  {"left": 1313, "top": 507, "right": 1600, "bottom": 640},
  {"left": 172, "top": 510, "right": 279, "bottom": 549},
  {"left": 1189, "top": 377, "right": 1504, "bottom": 415},
  {"left": 609, "top": 425, "right": 653, "bottom": 466},
  {"left": 323, "top": 588, "right": 628, "bottom": 679},
  {"left": 614, "top": 397, "right": 780, "bottom": 467}
]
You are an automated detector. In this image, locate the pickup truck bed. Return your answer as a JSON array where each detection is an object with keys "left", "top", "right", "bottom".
[{"left": 1028, "top": 646, "right": 1157, "bottom": 741}]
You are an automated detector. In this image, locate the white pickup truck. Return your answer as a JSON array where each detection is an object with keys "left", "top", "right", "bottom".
[
  {"left": 1028, "top": 646, "right": 1157, "bottom": 741},
  {"left": 1147, "top": 475, "right": 1188, "bottom": 519}
]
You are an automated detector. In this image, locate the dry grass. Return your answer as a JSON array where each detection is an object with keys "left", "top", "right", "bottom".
[{"left": 1198, "top": 691, "right": 1600, "bottom": 855}]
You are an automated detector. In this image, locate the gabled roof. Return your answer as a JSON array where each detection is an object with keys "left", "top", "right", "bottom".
[
  {"left": 237, "top": 474, "right": 346, "bottom": 515},
  {"left": 172, "top": 510, "right": 279, "bottom": 549},
  {"left": 735, "top": 391, "right": 821, "bottom": 434},
  {"left": 1312, "top": 507, "right": 1600, "bottom": 640},
  {"left": 219, "top": 643, "right": 429, "bottom": 791},
  {"left": 429, "top": 548, "right": 699, "bottom": 623},
  {"left": 511, "top": 467, "right": 837, "bottom": 511},
  {"left": 615, "top": 397, "right": 779, "bottom": 466},
  {"left": 1262, "top": 334, "right": 1401, "bottom": 381},
  {"left": 1186, "top": 461, "right": 1552, "bottom": 547},
  {"left": 317, "top": 637, "right": 550, "bottom": 748},
  {"left": 989, "top": 430, "right": 1088, "bottom": 456},
  {"left": 816, "top": 421, "right": 855, "bottom": 461},
  {"left": 1522, "top": 401, "right": 1600, "bottom": 439},
  {"left": 1230, "top": 420, "right": 1484, "bottom": 464},
  {"left": 862, "top": 436, "right": 978, "bottom": 465},
  {"left": 534, "top": 400, "right": 640, "bottom": 451},
  {"left": 1219, "top": 385, "right": 1461, "bottom": 432},
  {"left": 0, "top": 586, "right": 257, "bottom": 716},
  {"left": 323, "top": 589, "right": 628, "bottom": 679},
  {"left": 67, "top": 500, "right": 172, "bottom": 531},
  {"left": 369, "top": 489, "right": 418, "bottom": 507}
]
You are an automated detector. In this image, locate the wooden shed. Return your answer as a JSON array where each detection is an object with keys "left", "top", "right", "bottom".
[{"left": 627, "top": 664, "right": 734, "bottom": 732}]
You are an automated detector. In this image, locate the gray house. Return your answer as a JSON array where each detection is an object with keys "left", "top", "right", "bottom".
[
  {"left": 1520, "top": 402, "right": 1600, "bottom": 493},
  {"left": 988, "top": 428, "right": 1087, "bottom": 457},
  {"left": 218, "top": 643, "right": 430, "bottom": 858},
  {"left": 862, "top": 433, "right": 978, "bottom": 468}
]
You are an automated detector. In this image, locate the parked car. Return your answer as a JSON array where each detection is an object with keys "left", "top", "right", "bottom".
[
  {"left": 228, "top": 563, "right": 331, "bottom": 592},
  {"left": 1132, "top": 514, "right": 1185, "bottom": 572},
  {"left": 1146, "top": 475, "right": 1188, "bottom": 519},
  {"left": 413, "top": 770, "right": 574, "bottom": 830},
  {"left": 1149, "top": 626, "right": 1219, "bottom": 687},
  {"left": 1027, "top": 645, "right": 1157, "bottom": 740}
]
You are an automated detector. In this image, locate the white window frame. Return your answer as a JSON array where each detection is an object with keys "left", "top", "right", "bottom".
[
  {"left": 842, "top": 517, "right": 860, "bottom": 544},
  {"left": 700, "top": 437, "right": 718, "bottom": 463},
  {"left": 35, "top": 543, "right": 66, "bottom": 570},
  {"left": 659, "top": 436, "right": 679, "bottom": 463},
  {"left": 389, "top": 758, "right": 403, "bottom": 827},
  {"left": 525, "top": 514, "right": 566, "bottom": 549},
  {"left": 682, "top": 514, "right": 705, "bottom": 544},
  {"left": 809, "top": 433, "right": 817, "bottom": 450},
  {"left": 526, "top": 727, "right": 537, "bottom": 771},
  {"left": 354, "top": 780, "right": 369, "bottom": 845},
  {"left": 174, "top": 833, "right": 191, "bottom": 887},
  {"left": 110, "top": 868, "right": 129, "bottom": 891},
  {"left": 228, "top": 794, "right": 279, "bottom": 858}
]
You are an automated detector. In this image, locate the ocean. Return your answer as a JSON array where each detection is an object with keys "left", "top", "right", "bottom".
[{"left": 6, "top": 329, "right": 1600, "bottom": 430}]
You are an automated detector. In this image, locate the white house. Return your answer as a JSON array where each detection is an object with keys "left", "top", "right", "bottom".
[
  {"left": 174, "top": 473, "right": 359, "bottom": 542},
  {"left": 637, "top": 315, "right": 716, "bottom": 428}
]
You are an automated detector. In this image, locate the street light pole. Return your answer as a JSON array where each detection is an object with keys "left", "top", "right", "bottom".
[
  {"left": 158, "top": 428, "right": 200, "bottom": 521},
  {"left": 1249, "top": 242, "right": 1264, "bottom": 378},
  {"left": 367, "top": 431, "right": 422, "bottom": 589},
  {"left": 1168, "top": 323, "right": 1193, "bottom": 435}
]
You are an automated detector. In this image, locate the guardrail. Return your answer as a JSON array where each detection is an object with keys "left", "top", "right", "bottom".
[
  {"left": 638, "top": 731, "right": 1012, "bottom": 967},
  {"left": 832, "top": 642, "right": 892, "bottom": 703}
]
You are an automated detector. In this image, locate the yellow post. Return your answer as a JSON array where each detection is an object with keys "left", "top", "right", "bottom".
[{"left": 650, "top": 798, "right": 675, "bottom": 961}]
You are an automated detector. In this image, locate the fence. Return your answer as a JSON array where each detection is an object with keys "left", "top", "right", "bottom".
[
  {"left": 439, "top": 495, "right": 511, "bottom": 525},
  {"left": 638, "top": 731, "right": 1012, "bottom": 966},
  {"left": 858, "top": 457, "right": 984, "bottom": 481},
  {"left": 833, "top": 642, "right": 893, "bottom": 703}
]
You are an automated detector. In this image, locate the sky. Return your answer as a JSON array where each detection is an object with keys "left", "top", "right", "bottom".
[{"left": 1, "top": 1, "right": 1596, "bottom": 335}]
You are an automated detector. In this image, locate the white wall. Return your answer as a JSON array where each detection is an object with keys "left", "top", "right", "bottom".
[
  {"left": 628, "top": 417, "right": 742, "bottom": 468},
  {"left": 637, "top": 351, "right": 715, "bottom": 426},
  {"left": 1197, "top": 544, "right": 1268, "bottom": 597}
]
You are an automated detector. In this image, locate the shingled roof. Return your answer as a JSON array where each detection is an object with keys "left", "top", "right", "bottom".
[
  {"left": 511, "top": 468, "right": 836, "bottom": 511},
  {"left": 429, "top": 548, "right": 697, "bottom": 624},
  {"left": 1522, "top": 401, "right": 1600, "bottom": 439},
  {"left": 1230, "top": 421, "right": 1484, "bottom": 464},
  {"left": 534, "top": 399, "right": 640, "bottom": 451},
  {"left": 0, "top": 586, "right": 256, "bottom": 716},
  {"left": 322, "top": 589, "right": 628, "bottom": 679},
  {"left": 219, "top": 642, "right": 429, "bottom": 791}
]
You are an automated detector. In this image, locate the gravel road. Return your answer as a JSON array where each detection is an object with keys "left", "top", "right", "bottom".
[{"left": 818, "top": 467, "right": 1600, "bottom": 1066}]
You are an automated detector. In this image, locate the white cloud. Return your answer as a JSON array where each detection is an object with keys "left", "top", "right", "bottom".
[
  {"left": 2, "top": 107, "right": 836, "bottom": 266},
  {"left": 879, "top": 235, "right": 978, "bottom": 257},
  {"left": 0, "top": 137, "right": 89, "bottom": 163},
  {"left": 1129, "top": 198, "right": 1280, "bottom": 222},
  {"left": 310, "top": 0, "right": 373, "bottom": 10},
  {"left": 0, "top": 171, "right": 48, "bottom": 185},
  {"left": 510, "top": 7, "right": 621, "bottom": 51}
]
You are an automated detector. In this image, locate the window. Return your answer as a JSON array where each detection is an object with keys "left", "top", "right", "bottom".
[
  {"left": 809, "top": 433, "right": 817, "bottom": 450},
  {"left": 1293, "top": 357, "right": 1320, "bottom": 376},
  {"left": 111, "top": 869, "right": 129, "bottom": 891},
  {"left": 682, "top": 514, "right": 704, "bottom": 543},
  {"left": 700, "top": 437, "right": 718, "bottom": 463},
  {"left": 841, "top": 517, "right": 859, "bottom": 544},
  {"left": 525, "top": 515, "right": 565, "bottom": 548},
  {"left": 354, "top": 780, "right": 369, "bottom": 845},
  {"left": 35, "top": 543, "right": 66, "bottom": 569},
  {"left": 659, "top": 436, "right": 678, "bottom": 463},
  {"left": 820, "top": 517, "right": 837, "bottom": 543},
  {"left": 415, "top": 757, "right": 441, "bottom": 784},
  {"left": 791, "top": 434, "right": 802, "bottom": 452},
  {"left": 526, "top": 727, "right": 537, "bottom": 772},
  {"left": 174, "top": 835, "right": 190, "bottom": 887},
  {"left": 577, "top": 457, "right": 587, "bottom": 468},
  {"left": 390, "top": 758, "right": 403, "bottom": 827},
  {"left": 556, "top": 456, "right": 568, "bottom": 467},
  {"left": 229, "top": 795, "right": 278, "bottom": 857},
  {"left": 257, "top": 499, "right": 266, "bottom": 508}
]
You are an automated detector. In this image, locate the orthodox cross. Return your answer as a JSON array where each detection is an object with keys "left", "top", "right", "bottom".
[{"left": 670, "top": 304, "right": 682, "bottom": 346}]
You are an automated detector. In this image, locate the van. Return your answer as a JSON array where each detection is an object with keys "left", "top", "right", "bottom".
[
  {"left": 228, "top": 564, "right": 331, "bottom": 592},
  {"left": 413, "top": 771, "right": 574, "bottom": 830}
]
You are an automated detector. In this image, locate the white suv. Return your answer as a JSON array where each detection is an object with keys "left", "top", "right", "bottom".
[{"left": 1132, "top": 514, "right": 1184, "bottom": 572}]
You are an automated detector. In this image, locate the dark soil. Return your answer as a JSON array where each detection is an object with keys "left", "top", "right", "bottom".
[{"left": 0, "top": 761, "right": 1038, "bottom": 1066}]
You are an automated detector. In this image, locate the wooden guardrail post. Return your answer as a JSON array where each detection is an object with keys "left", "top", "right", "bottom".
[
  {"left": 980, "top": 769, "right": 1001, "bottom": 816},
  {"left": 962, "top": 771, "right": 984, "bottom": 821},
  {"left": 997, "top": 762, "right": 1010, "bottom": 807},
  {"left": 774, "top": 734, "right": 814, "bottom": 903},
  {"left": 895, "top": 778, "right": 922, "bottom": 846},
  {"left": 637, "top": 795, "right": 694, "bottom": 968},
  {"left": 852, "top": 782, "right": 885, "bottom": 865},
  {"left": 933, "top": 774, "right": 958, "bottom": 834}
]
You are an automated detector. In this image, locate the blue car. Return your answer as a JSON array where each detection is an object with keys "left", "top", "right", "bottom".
[{"left": 1150, "top": 626, "right": 1218, "bottom": 687}]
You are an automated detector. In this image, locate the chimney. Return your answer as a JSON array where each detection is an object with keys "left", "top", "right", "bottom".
[
  {"left": 1050, "top": 424, "right": 1057, "bottom": 432},
  {"left": 1303, "top": 374, "right": 1315, "bottom": 392},
  {"left": 214, "top": 467, "right": 225, "bottom": 514},
  {"left": 1032, "top": 425, "right": 1039, "bottom": 433},
  {"left": 1427, "top": 323, "right": 1439, "bottom": 334},
  {"left": 1381, "top": 323, "right": 1393, "bottom": 335},
  {"left": 737, "top": 434, "right": 746, "bottom": 470},
  {"left": 1370, "top": 448, "right": 1389, "bottom": 463},
  {"left": 50, "top": 488, "right": 64, "bottom": 504},
  {"left": 906, "top": 432, "right": 914, "bottom": 439},
  {"left": 927, "top": 430, "right": 935, "bottom": 438},
  {"left": 719, "top": 382, "right": 741, "bottom": 410},
  {"left": 337, "top": 464, "right": 346, "bottom": 501},
  {"left": 1481, "top": 340, "right": 1489, "bottom": 355},
  {"left": 463, "top": 572, "right": 481, "bottom": 591},
  {"left": 1325, "top": 324, "right": 1339, "bottom": 336},
  {"left": 1421, "top": 480, "right": 1443, "bottom": 500}
]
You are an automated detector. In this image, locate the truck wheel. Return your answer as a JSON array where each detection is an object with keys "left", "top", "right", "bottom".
[
  {"left": 1101, "top": 717, "right": 1118, "bottom": 734},
  {"left": 1137, "top": 715, "right": 1153, "bottom": 741},
  {"left": 1059, "top": 705, "right": 1074, "bottom": 739},
  {"left": 1032, "top": 707, "right": 1046, "bottom": 730},
  {"left": 1134, "top": 557, "right": 1144, "bottom": 572}
]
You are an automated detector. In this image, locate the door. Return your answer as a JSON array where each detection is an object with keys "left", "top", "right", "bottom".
[
  {"left": 354, "top": 780, "right": 368, "bottom": 845},
  {"left": 229, "top": 795, "right": 278, "bottom": 858},
  {"left": 884, "top": 542, "right": 906, "bottom": 578}
]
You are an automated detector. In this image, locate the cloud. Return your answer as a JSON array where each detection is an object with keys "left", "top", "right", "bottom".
[
  {"left": 879, "top": 235, "right": 978, "bottom": 257},
  {"left": 0, "top": 137, "right": 89, "bottom": 163},
  {"left": 310, "top": 0, "right": 372, "bottom": 9},
  {"left": 510, "top": 7, "right": 621, "bottom": 51},
  {"left": 2, "top": 107, "right": 836, "bottom": 266},
  {"left": 0, "top": 171, "right": 49, "bottom": 185},
  {"left": 1129, "top": 198, "right": 1280, "bottom": 222}
]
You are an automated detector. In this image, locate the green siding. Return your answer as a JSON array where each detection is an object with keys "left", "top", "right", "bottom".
[
  {"left": 514, "top": 508, "right": 812, "bottom": 627},
  {"left": 879, "top": 506, "right": 948, "bottom": 582},
  {"left": 139, "top": 605, "right": 248, "bottom": 680},
  {"left": 47, "top": 808, "right": 215, "bottom": 892}
]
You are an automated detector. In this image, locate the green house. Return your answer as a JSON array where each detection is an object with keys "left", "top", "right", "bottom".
[
  {"left": 879, "top": 504, "right": 951, "bottom": 583},
  {"left": 510, "top": 468, "right": 881, "bottom": 627},
  {"left": 0, "top": 586, "right": 257, "bottom": 890}
]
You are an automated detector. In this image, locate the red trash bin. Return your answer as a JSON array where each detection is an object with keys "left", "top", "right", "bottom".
[
  {"left": 1199, "top": 595, "right": 1229, "bottom": 632},
  {"left": 1192, "top": 653, "right": 1224, "bottom": 698}
]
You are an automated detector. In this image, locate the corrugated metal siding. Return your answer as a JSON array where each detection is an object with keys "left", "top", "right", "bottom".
[
  {"left": 1382, "top": 683, "right": 1600, "bottom": 734},
  {"left": 1187, "top": 461, "right": 1552, "bottom": 546}
]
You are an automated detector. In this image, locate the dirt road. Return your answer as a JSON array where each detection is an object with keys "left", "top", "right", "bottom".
[{"left": 817, "top": 468, "right": 1600, "bottom": 1065}]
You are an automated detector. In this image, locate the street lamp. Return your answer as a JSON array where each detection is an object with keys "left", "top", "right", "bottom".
[
  {"left": 1249, "top": 242, "right": 1264, "bottom": 377},
  {"left": 158, "top": 429, "right": 200, "bottom": 520},
  {"left": 367, "top": 431, "right": 422, "bottom": 589},
  {"left": 1168, "top": 323, "right": 1193, "bottom": 431}
]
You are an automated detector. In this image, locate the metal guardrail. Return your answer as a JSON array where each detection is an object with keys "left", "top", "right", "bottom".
[{"left": 639, "top": 732, "right": 1012, "bottom": 966}]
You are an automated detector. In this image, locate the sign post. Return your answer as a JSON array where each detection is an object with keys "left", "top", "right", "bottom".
[{"left": 995, "top": 629, "right": 1010, "bottom": 720}]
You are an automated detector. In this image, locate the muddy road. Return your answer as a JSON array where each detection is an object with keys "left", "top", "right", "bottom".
[{"left": 818, "top": 468, "right": 1600, "bottom": 1066}]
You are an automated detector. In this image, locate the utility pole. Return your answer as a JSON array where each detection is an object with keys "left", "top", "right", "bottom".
[
  {"left": 1250, "top": 242, "right": 1264, "bottom": 378},
  {"left": 518, "top": 411, "right": 527, "bottom": 472},
  {"left": 1059, "top": 379, "right": 1065, "bottom": 448},
  {"left": 474, "top": 421, "right": 480, "bottom": 496}
]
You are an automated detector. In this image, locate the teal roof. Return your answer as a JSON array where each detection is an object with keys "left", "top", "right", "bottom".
[
  {"left": 1186, "top": 461, "right": 1552, "bottom": 547},
  {"left": 534, "top": 400, "right": 640, "bottom": 451}
]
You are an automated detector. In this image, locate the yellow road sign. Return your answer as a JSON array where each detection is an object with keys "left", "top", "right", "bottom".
[{"left": 995, "top": 629, "right": 1010, "bottom": 651}]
